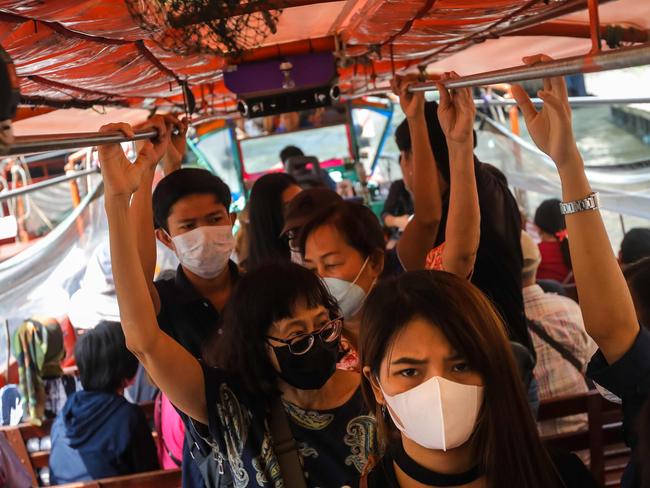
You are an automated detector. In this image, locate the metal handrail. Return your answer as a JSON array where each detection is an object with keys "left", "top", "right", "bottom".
[
  {"left": 408, "top": 44, "right": 650, "bottom": 92},
  {"left": 474, "top": 96, "right": 650, "bottom": 107},
  {"left": 0, "top": 167, "right": 100, "bottom": 202},
  {"left": 1, "top": 128, "right": 158, "bottom": 157}
]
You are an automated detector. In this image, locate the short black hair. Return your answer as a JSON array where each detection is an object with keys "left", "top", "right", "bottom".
[
  {"left": 394, "top": 101, "right": 476, "bottom": 182},
  {"left": 298, "top": 200, "right": 385, "bottom": 259},
  {"left": 152, "top": 168, "right": 231, "bottom": 231},
  {"left": 620, "top": 228, "right": 650, "bottom": 265},
  {"left": 205, "top": 261, "right": 340, "bottom": 402},
  {"left": 280, "top": 145, "right": 304, "bottom": 165},
  {"left": 75, "top": 321, "right": 138, "bottom": 393},
  {"left": 534, "top": 198, "right": 572, "bottom": 271}
]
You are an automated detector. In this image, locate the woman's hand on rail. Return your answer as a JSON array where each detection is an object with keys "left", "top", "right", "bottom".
[
  {"left": 436, "top": 71, "right": 475, "bottom": 145},
  {"left": 98, "top": 123, "right": 156, "bottom": 199},
  {"left": 392, "top": 75, "right": 424, "bottom": 120},
  {"left": 511, "top": 54, "right": 581, "bottom": 172}
]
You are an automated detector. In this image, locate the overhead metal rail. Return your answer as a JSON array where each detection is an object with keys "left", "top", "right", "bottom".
[
  {"left": 1, "top": 128, "right": 158, "bottom": 157},
  {"left": 408, "top": 44, "right": 650, "bottom": 93},
  {"left": 1, "top": 44, "right": 649, "bottom": 157},
  {"left": 0, "top": 166, "right": 99, "bottom": 202},
  {"left": 474, "top": 96, "right": 650, "bottom": 107}
]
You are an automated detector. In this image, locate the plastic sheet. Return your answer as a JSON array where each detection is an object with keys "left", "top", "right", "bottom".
[{"left": 0, "top": 0, "right": 648, "bottom": 112}]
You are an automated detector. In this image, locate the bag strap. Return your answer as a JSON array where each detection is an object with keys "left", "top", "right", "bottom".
[
  {"left": 269, "top": 396, "right": 308, "bottom": 488},
  {"left": 527, "top": 319, "right": 594, "bottom": 389}
]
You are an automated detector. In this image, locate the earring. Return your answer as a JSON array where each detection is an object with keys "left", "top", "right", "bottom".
[{"left": 381, "top": 404, "right": 387, "bottom": 418}]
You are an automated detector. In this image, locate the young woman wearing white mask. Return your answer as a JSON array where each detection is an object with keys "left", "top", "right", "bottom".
[{"left": 360, "top": 271, "right": 597, "bottom": 488}]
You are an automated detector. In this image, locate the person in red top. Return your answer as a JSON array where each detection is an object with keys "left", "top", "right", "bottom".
[{"left": 534, "top": 198, "right": 573, "bottom": 283}]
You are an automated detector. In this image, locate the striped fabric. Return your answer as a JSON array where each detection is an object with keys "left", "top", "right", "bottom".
[{"left": 523, "top": 284, "right": 598, "bottom": 437}]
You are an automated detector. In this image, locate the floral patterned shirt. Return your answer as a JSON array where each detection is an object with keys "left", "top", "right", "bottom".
[{"left": 198, "top": 364, "right": 377, "bottom": 488}]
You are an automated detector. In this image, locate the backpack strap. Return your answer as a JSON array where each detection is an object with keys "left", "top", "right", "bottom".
[
  {"left": 269, "top": 396, "right": 308, "bottom": 488},
  {"left": 527, "top": 319, "right": 594, "bottom": 389}
]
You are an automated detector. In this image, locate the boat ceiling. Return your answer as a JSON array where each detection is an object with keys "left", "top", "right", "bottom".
[{"left": 1, "top": 0, "right": 648, "bottom": 115}]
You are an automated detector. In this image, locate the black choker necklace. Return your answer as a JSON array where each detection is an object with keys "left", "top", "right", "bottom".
[{"left": 392, "top": 442, "right": 482, "bottom": 487}]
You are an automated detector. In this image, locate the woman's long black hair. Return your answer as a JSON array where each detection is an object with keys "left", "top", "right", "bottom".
[
  {"left": 247, "top": 173, "right": 298, "bottom": 270},
  {"left": 203, "top": 261, "right": 339, "bottom": 403}
]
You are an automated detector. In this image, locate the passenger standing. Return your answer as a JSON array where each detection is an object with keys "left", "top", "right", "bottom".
[
  {"left": 512, "top": 53, "right": 650, "bottom": 488},
  {"left": 619, "top": 228, "right": 650, "bottom": 266},
  {"left": 247, "top": 172, "right": 301, "bottom": 270},
  {"left": 98, "top": 125, "right": 379, "bottom": 486},
  {"left": 129, "top": 116, "right": 237, "bottom": 487},
  {"left": 359, "top": 271, "right": 596, "bottom": 488},
  {"left": 394, "top": 86, "right": 532, "bottom": 354}
]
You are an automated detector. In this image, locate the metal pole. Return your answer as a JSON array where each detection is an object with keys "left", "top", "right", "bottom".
[
  {"left": 408, "top": 44, "right": 650, "bottom": 93},
  {"left": 2, "top": 128, "right": 158, "bottom": 157},
  {"left": 473, "top": 96, "right": 650, "bottom": 107},
  {"left": 0, "top": 167, "right": 99, "bottom": 202}
]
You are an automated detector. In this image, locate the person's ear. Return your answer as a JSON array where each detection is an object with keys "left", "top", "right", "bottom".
[
  {"left": 363, "top": 366, "right": 385, "bottom": 406},
  {"left": 155, "top": 228, "right": 174, "bottom": 251},
  {"left": 369, "top": 249, "right": 385, "bottom": 278},
  {"left": 230, "top": 212, "right": 237, "bottom": 226}
]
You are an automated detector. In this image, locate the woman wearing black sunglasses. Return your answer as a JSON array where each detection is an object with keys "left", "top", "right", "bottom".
[{"left": 96, "top": 123, "right": 377, "bottom": 486}]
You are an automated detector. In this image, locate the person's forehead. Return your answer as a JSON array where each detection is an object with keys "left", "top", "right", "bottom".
[
  {"left": 169, "top": 193, "right": 226, "bottom": 218},
  {"left": 387, "top": 319, "right": 452, "bottom": 361},
  {"left": 305, "top": 224, "right": 349, "bottom": 254}
]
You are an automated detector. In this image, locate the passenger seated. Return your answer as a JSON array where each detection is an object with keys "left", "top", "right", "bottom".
[
  {"left": 49, "top": 321, "right": 158, "bottom": 484},
  {"left": 619, "top": 227, "right": 650, "bottom": 266},
  {"left": 521, "top": 231, "right": 596, "bottom": 436},
  {"left": 511, "top": 54, "right": 650, "bottom": 488},
  {"left": 11, "top": 316, "right": 78, "bottom": 425},
  {"left": 247, "top": 172, "right": 301, "bottom": 270},
  {"left": 0, "top": 431, "right": 31, "bottom": 488},
  {"left": 534, "top": 198, "right": 573, "bottom": 283},
  {"left": 360, "top": 271, "right": 596, "bottom": 487}
]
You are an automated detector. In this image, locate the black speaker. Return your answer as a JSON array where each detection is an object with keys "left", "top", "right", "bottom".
[{"left": 238, "top": 84, "right": 340, "bottom": 118}]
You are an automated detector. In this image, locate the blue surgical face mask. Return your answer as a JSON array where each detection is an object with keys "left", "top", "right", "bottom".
[{"left": 322, "top": 257, "right": 371, "bottom": 320}]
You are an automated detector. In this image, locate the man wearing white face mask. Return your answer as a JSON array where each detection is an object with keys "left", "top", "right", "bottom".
[{"left": 128, "top": 115, "right": 238, "bottom": 488}]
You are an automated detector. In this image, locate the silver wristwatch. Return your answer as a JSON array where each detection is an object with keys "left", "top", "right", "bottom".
[{"left": 559, "top": 192, "right": 600, "bottom": 215}]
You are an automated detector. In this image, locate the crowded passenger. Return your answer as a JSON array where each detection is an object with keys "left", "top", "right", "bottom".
[
  {"left": 394, "top": 72, "right": 532, "bottom": 356},
  {"left": 0, "top": 432, "right": 31, "bottom": 487},
  {"left": 279, "top": 145, "right": 337, "bottom": 190},
  {"left": 623, "top": 257, "right": 650, "bottom": 331},
  {"left": 359, "top": 271, "right": 596, "bottom": 487},
  {"left": 534, "top": 198, "right": 573, "bottom": 283},
  {"left": 49, "top": 321, "right": 158, "bottom": 484},
  {"left": 619, "top": 227, "right": 650, "bottom": 266},
  {"left": 247, "top": 172, "right": 301, "bottom": 270},
  {"left": 511, "top": 54, "right": 649, "bottom": 488},
  {"left": 127, "top": 116, "right": 237, "bottom": 487},
  {"left": 521, "top": 231, "right": 595, "bottom": 436},
  {"left": 381, "top": 177, "right": 413, "bottom": 243}
]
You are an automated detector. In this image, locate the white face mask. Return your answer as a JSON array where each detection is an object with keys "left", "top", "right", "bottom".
[
  {"left": 322, "top": 257, "right": 371, "bottom": 320},
  {"left": 381, "top": 376, "right": 484, "bottom": 451},
  {"left": 170, "top": 225, "right": 234, "bottom": 279}
]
